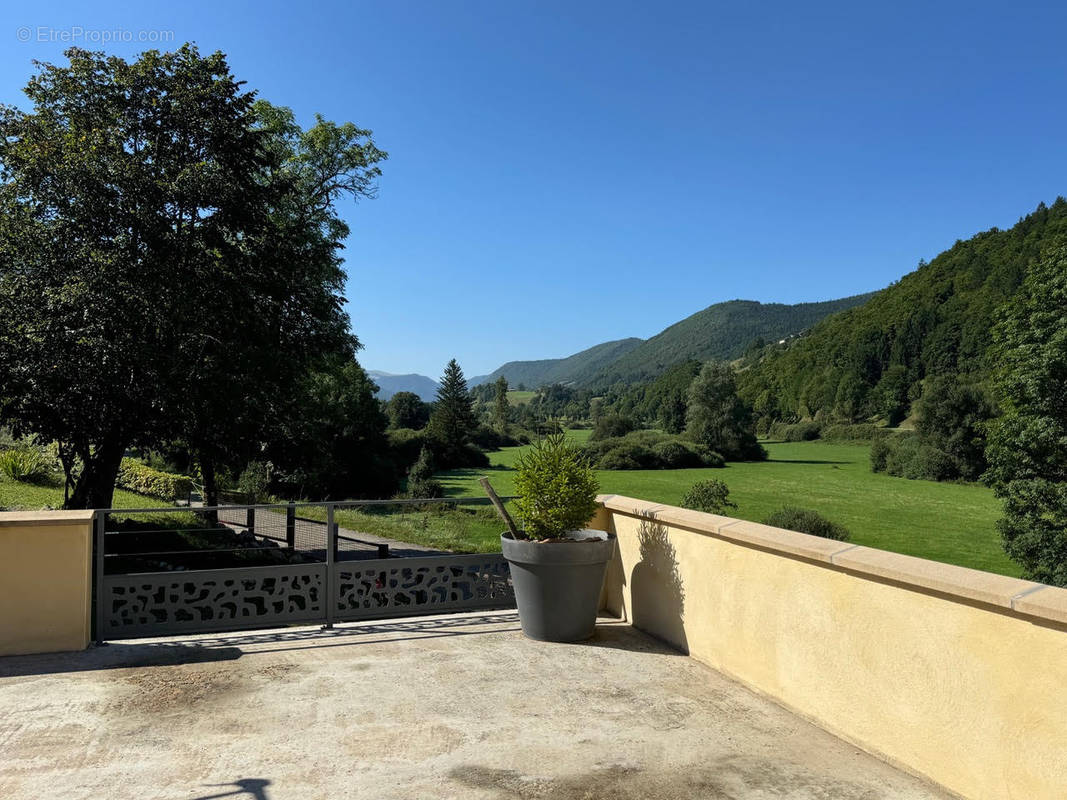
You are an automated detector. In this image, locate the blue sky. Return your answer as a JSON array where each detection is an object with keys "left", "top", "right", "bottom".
[{"left": 2, "top": 2, "right": 1066, "bottom": 378}]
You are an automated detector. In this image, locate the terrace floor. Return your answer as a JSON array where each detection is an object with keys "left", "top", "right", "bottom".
[{"left": 0, "top": 612, "right": 948, "bottom": 800}]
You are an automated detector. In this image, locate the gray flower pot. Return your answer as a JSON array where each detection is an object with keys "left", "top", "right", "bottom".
[{"left": 501, "top": 529, "right": 616, "bottom": 642}]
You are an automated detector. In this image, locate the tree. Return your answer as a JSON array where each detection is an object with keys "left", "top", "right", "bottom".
[
  {"left": 0, "top": 46, "right": 386, "bottom": 508},
  {"left": 985, "top": 247, "right": 1067, "bottom": 585},
  {"left": 914, "top": 376, "right": 995, "bottom": 481},
  {"left": 386, "top": 392, "right": 430, "bottom": 430},
  {"left": 427, "top": 359, "right": 478, "bottom": 467},
  {"left": 686, "top": 362, "right": 766, "bottom": 461},
  {"left": 491, "top": 376, "right": 510, "bottom": 433}
]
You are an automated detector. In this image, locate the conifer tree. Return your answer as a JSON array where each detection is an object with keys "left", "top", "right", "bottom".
[{"left": 428, "top": 359, "right": 478, "bottom": 465}]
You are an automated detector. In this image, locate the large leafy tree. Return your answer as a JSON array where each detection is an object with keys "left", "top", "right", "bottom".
[
  {"left": 0, "top": 46, "right": 386, "bottom": 508},
  {"left": 686, "top": 362, "right": 766, "bottom": 461},
  {"left": 985, "top": 247, "right": 1067, "bottom": 585}
]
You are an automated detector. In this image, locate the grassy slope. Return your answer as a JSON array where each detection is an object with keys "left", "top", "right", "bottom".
[
  {"left": 440, "top": 432, "right": 1017, "bottom": 576},
  {"left": 506, "top": 390, "right": 537, "bottom": 406},
  {"left": 0, "top": 474, "right": 161, "bottom": 510}
]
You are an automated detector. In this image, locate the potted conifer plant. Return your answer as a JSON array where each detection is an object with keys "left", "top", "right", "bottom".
[{"left": 481, "top": 433, "right": 615, "bottom": 642}]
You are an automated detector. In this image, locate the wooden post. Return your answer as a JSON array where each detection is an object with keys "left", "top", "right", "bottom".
[
  {"left": 286, "top": 503, "right": 296, "bottom": 549},
  {"left": 479, "top": 477, "right": 524, "bottom": 539}
]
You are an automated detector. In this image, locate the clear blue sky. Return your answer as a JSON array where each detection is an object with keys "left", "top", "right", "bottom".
[{"left": 3, "top": 2, "right": 1066, "bottom": 378}]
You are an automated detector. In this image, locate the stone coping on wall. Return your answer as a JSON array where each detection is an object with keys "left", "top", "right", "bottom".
[
  {"left": 0, "top": 510, "right": 95, "bottom": 528},
  {"left": 596, "top": 494, "right": 1067, "bottom": 627}
]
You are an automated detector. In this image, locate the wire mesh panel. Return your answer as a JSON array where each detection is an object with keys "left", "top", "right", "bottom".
[
  {"left": 93, "top": 498, "right": 518, "bottom": 639},
  {"left": 100, "top": 563, "right": 328, "bottom": 639},
  {"left": 334, "top": 554, "right": 514, "bottom": 621}
]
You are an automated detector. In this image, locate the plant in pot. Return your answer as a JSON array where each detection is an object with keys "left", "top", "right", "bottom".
[{"left": 481, "top": 433, "right": 615, "bottom": 642}]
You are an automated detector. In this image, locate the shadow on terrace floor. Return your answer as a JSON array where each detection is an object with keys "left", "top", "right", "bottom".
[{"left": 0, "top": 611, "right": 682, "bottom": 678}]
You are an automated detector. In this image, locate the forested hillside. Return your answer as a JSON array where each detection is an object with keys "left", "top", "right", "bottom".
[
  {"left": 738, "top": 199, "right": 1067, "bottom": 424},
  {"left": 587, "top": 294, "right": 875, "bottom": 387},
  {"left": 472, "top": 338, "right": 643, "bottom": 388}
]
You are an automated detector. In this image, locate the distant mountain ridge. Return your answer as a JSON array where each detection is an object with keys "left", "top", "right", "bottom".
[
  {"left": 470, "top": 338, "right": 644, "bottom": 388},
  {"left": 367, "top": 371, "right": 440, "bottom": 402},
  {"left": 587, "top": 293, "right": 876, "bottom": 387}
]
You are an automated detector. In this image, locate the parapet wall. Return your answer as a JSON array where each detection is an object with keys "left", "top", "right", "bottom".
[
  {"left": 593, "top": 495, "right": 1067, "bottom": 800},
  {"left": 0, "top": 510, "right": 95, "bottom": 656}
]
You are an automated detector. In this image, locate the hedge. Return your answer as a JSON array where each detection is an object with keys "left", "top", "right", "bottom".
[{"left": 116, "top": 458, "right": 195, "bottom": 501}]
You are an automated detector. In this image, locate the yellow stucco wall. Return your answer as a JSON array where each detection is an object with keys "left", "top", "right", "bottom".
[
  {"left": 0, "top": 511, "right": 95, "bottom": 656},
  {"left": 595, "top": 496, "right": 1067, "bottom": 800}
]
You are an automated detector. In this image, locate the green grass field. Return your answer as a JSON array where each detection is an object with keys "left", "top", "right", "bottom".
[
  {"left": 440, "top": 434, "right": 1018, "bottom": 577},
  {"left": 0, "top": 474, "right": 162, "bottom": 511},
  {"left": 506, "top": 390, "right": 537, "bottom": 405}
]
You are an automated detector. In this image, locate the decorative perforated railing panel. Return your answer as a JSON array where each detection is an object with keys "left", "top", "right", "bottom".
[
  {"left": 335, "top": 555, "right": 514, "bottom": 621},
  {"left": 101, "top": 564, "right": 327, "bottom": 638}
]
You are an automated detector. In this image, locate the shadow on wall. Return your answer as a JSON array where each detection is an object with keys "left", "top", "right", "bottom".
[{"left": 630, "top": 513, "right": 688, "bottom": 655}]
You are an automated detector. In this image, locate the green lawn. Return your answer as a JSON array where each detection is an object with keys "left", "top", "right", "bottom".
[
  {"left": 506, "top": 390, "right": 537, "bottom": 405},
  {"left": 0, "top": 474, "right": 162, "bottom": 511},
  {"left": 440, "top": 436, "right": 1018, "bottom": 577}
]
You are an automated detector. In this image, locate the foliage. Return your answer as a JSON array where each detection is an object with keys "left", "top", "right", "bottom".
[
  {"left": 913, "top": 376, "right": 995, "bottom": 481},
  {"left": 686, "top": 362, "right": 767, "bottom": 461},
  {"left": 821, "top": 424, "right": 889, "bottom": 442},
  {"left": 0, "top": 46, "right": 386, "bottom": 508},
  {"left": 438, "top": 437, "right": 1016, "bottom": 576},
  {"left": 386, "top": 392, "right": 430, "bottom": 430},
  {"left": 406, "top": 446, "right": 443, "bottom": 499},
  {"left": 0, "top": 444, "right": 52, "bottom": 483},
  {"left": 985, "top": 246, "right": 1067, "bottom": 585},
  {"left": 768, "top": 421, "right": 823, "bottom": 442},
  {"left": 739, "top": 199, "right": 1067, "bottom": 427},
  {"left": 513, "top": 434, "right": 600, "bottom": 539},
  {"left": 588, "top": 295, "right": 873, "bottom": 387},
  {"left": 583, "top": 430, "right": 722, "bottom": 470},
  {"left": 590, "top": 413, "right": 637, "bottom": 441},
  {"left": 237, "top": 461, "right": 273, "bottom": 504},
  {"left": 681, "top": 479, "right": 736, "bottom": 515},
  {"left": 427, "top": 359, "right": 480, "bottom": 468},
  {"left": 481, "top": 338, "right": 643, "bottom": 390},
  {"left": 763, "top": 507, "right": 851, "bottom": 541},
  {"left": 116, "top": 459, "right": 194, "bottom": 501},
  {"left": 267, "top": 358, "right": 397, "bottom": 499},
  {"left": 491, "top": 376, "right": 511, "bottom": 432}
]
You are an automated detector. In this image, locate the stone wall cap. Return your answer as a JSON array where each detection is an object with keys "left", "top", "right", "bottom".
[
  {"left": 0, "top": 509, "right": 96, "bottom": 528},
  {"left": 598, "top": 495, "right": 1066, "bottom": 621}
]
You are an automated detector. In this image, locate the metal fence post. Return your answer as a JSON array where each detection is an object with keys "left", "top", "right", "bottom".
[
  {"left": 94, "top": 511, "right": 107, "bottom": 645},
  {"left": 323, "top": 504, "right": 335, "bottom": 630},
  {"left": 286, "top": 502, "right": 296, "bottom": 549},
  {"left": 246, "top": 506, "right": 256, "bottom": 535}
]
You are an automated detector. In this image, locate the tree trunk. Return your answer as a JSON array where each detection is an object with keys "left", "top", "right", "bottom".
[
  {"left": 66, "top": 438, "right": 127, "bottom": 510},
  {"left": 199, "top": 452, "right": 219, "bottom": 527}
]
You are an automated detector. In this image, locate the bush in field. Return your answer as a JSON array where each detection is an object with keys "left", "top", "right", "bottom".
[
  {"left": 768, "top": 421, "right": 822, "bottom": 441},
  {"left": 764, "top": 507, "right": 851, "bottom": 541},
  {"left": 821, "top": 423, "right": 889, "bottom": 442},
  {"left": 590, "top": 413, "right": 637, "bottom": 442},
  {"left": 651, "top": 440, "right": 704, "bottom": 469},
  {"left": 870, "top": 437, "right": 891, "bottom": 472},
  {"left": 116, "top": 458, "right": 194, "bottom": 501},
  {"left": 681, "top": 479, "right": 736, "bottom": 515},
  {"left": 582, "top": 430, "right": 723, "bottom": 470},
  {"left": 0, "top": 444, "right": 52, "bottom": 483},
  {"left": 406, "top": 446, "right": 444, "bottom": 499}
]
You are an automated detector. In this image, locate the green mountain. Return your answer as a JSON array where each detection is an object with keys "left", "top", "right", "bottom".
[
  {"left": 586, "top": 294, "right": 876, "bottom": 387},
  {"left": 472, "top": 338, "right": 644, "bottom": 388},
  {"left": 738, "top": 198, "right": 1067, "bottom": 424}
]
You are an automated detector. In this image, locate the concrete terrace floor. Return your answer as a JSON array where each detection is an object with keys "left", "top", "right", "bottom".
[{"left": 0, "top": 612, "right": 949, "bottom": 800}]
